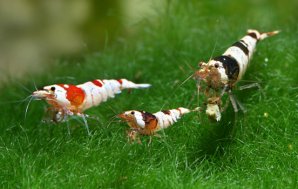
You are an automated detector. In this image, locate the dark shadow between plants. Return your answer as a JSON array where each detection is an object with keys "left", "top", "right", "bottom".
[{"left": 188, "top": 106, "right": 240, "bottom": 166}]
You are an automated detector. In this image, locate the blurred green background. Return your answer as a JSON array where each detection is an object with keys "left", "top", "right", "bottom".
[
  {"left": 0, "top": 0, "right": 161, "bottom": 83},
  {"left": 0, "top": 0, "right": 296, "bottom": 82},
  {"left": 0, "top": 0, "right": 298, "bottom": 188}
]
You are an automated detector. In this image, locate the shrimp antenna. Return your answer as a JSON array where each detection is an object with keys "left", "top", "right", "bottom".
[
  {"left": 159, "top": 73, "right": 194, "bottom": 111},
  {"left": 107, "top": 115, "right": 121, "bottom": 127},
  {"left": 33, "top": 80, "right": 38, "bottom": 91},
  {"left": 208, "top": 32, "right": 219, "bottom": 62},
  {"left": 15, "top": 82, "right": 32, "bottom": 94},
  {"left": 24, "top": 96, "right": 34, "bottom": 119},
  {"left": 107, "top": 105, "right": 118, "bottom": 115},
  {"left": 0, "top": 95, "right": 32, "bottom": 105},
  {"left": 196, "top": 78, "right": 201, "bottom": 103},
  {"left": 179, "top": 73, "right": 194, "bottom": 88},
  {"left": 206, "top": 19, "right": 221, "bottom": 62}
]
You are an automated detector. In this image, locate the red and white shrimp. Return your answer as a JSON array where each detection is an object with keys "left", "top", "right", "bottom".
[
  {"left": 32, "top": 79, "right": 151, "bottom": 134},
  {"left": 118, "top": 107, "right": 199, "bottom": 143},
  {"left": 194, "top": 29, "right": 279, "bottom": 121}
]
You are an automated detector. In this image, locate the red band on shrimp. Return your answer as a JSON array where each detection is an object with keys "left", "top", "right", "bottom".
[
  {"left": 92, "top": 80, "right": 103, "bottom": 87},
  {"left": 58, "top": 84, "right": 85, "bottom": 107},
  {"left": 176, "top": 108, "right": 182, "bottom": 115}
]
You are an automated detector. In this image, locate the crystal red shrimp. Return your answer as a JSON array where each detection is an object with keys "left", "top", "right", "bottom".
[
  {"left": 32, "top": 79, "right": 151, "bottom": 133},
  {"left": 194, "top": 29, "right": 279, "bottom": 121},
  {"left": 118, "top": 107, "right": 199, "bottom": 143}
]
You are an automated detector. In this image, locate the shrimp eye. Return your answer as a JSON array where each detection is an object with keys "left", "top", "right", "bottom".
[
  {"left": 131, "top": 111, "right": 135, "bottom": 115},
  {"left": 214, "top": 63, "right": 219, "bottom": 68},
  {"left": 50, "top": 86, "right": 56, "bottom": 91}
]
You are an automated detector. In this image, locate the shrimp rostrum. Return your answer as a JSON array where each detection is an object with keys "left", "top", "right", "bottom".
[
  {"left": 194, "top": 29, "right": 279, "bottom": 121},
  {"left": 32, "top": 79, "right": 151, "bottom": 134},
  {"left": 118, "top": 107, "right": 199, "bottom": 143}
]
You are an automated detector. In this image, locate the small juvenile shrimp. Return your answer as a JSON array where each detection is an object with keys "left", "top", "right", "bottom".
[
  {"left": 194, "top": 29, "right": 279, "bottom": 121},
  {"left": 118, "top": 107, "right": 199, "bottom": 143},
  {"left": 32, "top": 78, "right": 151, "bottom": 134}
]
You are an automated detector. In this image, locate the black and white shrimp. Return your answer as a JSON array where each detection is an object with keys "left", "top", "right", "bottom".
[{"left": 194, "top": 29, "right": 279, "bottom": 121}]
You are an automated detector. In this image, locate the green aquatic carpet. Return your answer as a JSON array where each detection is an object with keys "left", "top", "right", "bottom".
[{"left": 0, "top": 1, "right": 297, "bottom": 188}]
